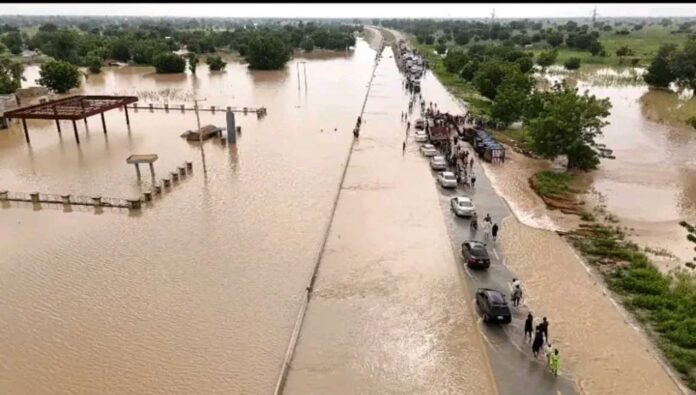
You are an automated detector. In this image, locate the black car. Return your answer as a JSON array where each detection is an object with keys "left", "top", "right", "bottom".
[
  {"left": 475, "top": 288, "right": 512, "bottom": 324},
  {"left": 461, "top": 240, "right": 490, "bottom": 269}
]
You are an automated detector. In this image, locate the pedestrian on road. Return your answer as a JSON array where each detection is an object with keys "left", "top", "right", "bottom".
[
  {"left": 492, "top": 223, "right": 499, "bottom": 240},
  {"left": 471, "top": 174, "right": 477, "bottom": 188},
  {"left": 524, "top": 313, "right": 534, "bottom": 342},
  {"left": 512, "top": 278, "right": 521, "bottom": 289},
  {"left": 512, "top": 285, "right": 522, "bottom": 307},
  {"left": 407, "top": 121, "right": 410, "bottom": 130},
  {"left": 470, "top": 157, "right": 474, "bottom": 170},
  {"left": 549, "top": 349, "right": 560, "bottom": 376},
  {"left": 544, "top": 342, "right": 554, "bottom": 366},
  {"left": 483, "top": 220, "right": 491, "bottom": 240},
  {"left": 532, "top": 329, "right": 544, "bottom": 358},
  {"left": 402, "top": 141, "right": 406, "bottom": 154},
  {"left": 484, "top": 213, "right": 492, "bottom": 224},
  {"left": 539, "top": 317, "right": 549, "bottom": 343}
]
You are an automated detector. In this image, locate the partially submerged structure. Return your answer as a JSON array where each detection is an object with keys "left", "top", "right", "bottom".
[
  {"left": 2, "top": 95, "right": 139, "bottom": 144},
  {"left": 181, "top": 124, "right": 224, "bottom": 141}
]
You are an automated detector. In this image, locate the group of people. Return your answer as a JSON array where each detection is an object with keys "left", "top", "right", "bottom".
[
  {"left": 525, "top": 313, "right": 561, "bottom": 376},
  {"left": 470, "top": 212, "right": 499, "bottom": 241}
]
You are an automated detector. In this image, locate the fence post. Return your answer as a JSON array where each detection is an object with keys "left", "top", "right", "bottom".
[
  {"left": 30, "top": 192, "right": 40, "bottom": 204},
  {"left": 61, "top": 194, "right": 71, "bottom": 204},
  {"left": 0, "top": 190, "right": 7, "bottom": 200}
]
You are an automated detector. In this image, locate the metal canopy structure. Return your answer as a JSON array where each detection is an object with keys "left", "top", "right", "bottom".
[{"left": 3, "top": 95, "right": 138, "bottom": 144}]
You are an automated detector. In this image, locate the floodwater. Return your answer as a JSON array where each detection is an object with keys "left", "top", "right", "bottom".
[
  {"left": 0, "top": 41, "right": 374, "bottom": 393},
  {"left": 284, "top": 43, "right": 495, "bottom": 394}
]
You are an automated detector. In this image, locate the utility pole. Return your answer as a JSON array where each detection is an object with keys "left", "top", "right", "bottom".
[
  {"left": 489, "top": 8, "right": 496, "bottom": 38},
  {"left": 194, "top": 97, "right": 208, "bottom": 176},
  {"left": 592, "top": 6, "right": 598, "bottom": 26}
]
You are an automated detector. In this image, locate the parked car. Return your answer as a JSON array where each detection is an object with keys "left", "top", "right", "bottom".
[
  {"left": 414, "top": 131, "right": 428, "bottom": 142},
  {"left": 450, "top": 196, "right": 476, "bottom": 217},
  {"left": 437, "top": 171, "right": 458, "bottom": 188},
  {"left": 461, "top": 240, "right": 490, "bottom": 269},
  {"left": 430, "top": 155, "right": 448, "bottom": 170},
  {"left": 420, "top": 143, "right": 438, "bottom": 157},
  {"left": 415, "top": 119, "right": 425, "bottom": 130},
  {"left": 475, "top": 288, "right": 512, "bottom": 324}
]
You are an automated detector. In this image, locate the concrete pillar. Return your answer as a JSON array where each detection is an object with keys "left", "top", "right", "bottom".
[
  {"left": 0, "top": 190, "right": 8, "bottom": 199},
  {"left": 22, "top": 118, "right": 30, "bottom": 143},
  {"left": 186, "top": 161, "right": 193, "bottom": 172},
  {"left": 30, "top": 192, "right": 40, "bottom": 203},
  {"left": 72, "top": 120, "right": 80, "bottom": 144},
  {"left": 154, "top": 185, "right": 162, "bottom": 194},
  {"left": 171, "top": 172, "right": 179, "bottom": 182},
  {"left": 243, "top": 107, "right": 248, "bottom": 115},
  {"left": 211, "top": 106, "right": 215, "bottom": 113},
  {"left": 143, "top": 191, "right": 152, "bottom": 202},
  {"left": 226, "top": 106, "right": 231, "bottom": 112},
  {"left": 226, "top": 110, "right": 237, "bottom": 144},
  {"left": 163, "top": 178, "right": 171, "bottom": 188},
  {"left": 178, "top": 166, "right": 185, "bottom": 176},
  {"left": 180, "top": 104, "right": 185, "bottom": 112},
  {"left": 61, "top": 194, "right": 71, "bottom": 204},
  {"left": 164, "top": 103, "right": 169, "bottom": 111},
  {"left": 149, "top": 103, "right": 154, "bottom": 112},
  {"left": 236, "top": 126, "right": 241, "bottom": 134},
  {"left": 220, "top": 136, "right": 227, "bottom": 145},
  {"left": 128, "top": 199, "right": 142, "bottom": 210},
  {"left": 91, "top": 196, "right": 102, "bottom": 206}
]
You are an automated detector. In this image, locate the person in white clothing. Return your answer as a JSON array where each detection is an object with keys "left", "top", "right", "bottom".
[{"left": 483, "top": 220, "right": 491, "bottom": 239}]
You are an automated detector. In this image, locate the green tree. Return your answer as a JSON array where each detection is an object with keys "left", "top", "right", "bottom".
[
  {"left": 186, "top": 53, "right": 199, "bottom": 74},
  {"left": 491, "top": 70, "right": 533, "bottom": 126},
  {"left": 247, "top": 33, "right": 291, "bottom": 70},
  {"left": 515, "top": 56, "right": 534, "bottom": 73},
  {"left": 85, "top": 51, "right": 103, "bottom": 74},
  {"left": 536, "top": 49, "right": 557, "bottom": 68},
  {"left": 206, "top": 55, "right": 227, "bottom": 71},
  {"left": 300, "top": 36, "right": 314, "bottom": 52},
  {"left": 1, "top": 31, "right": 23, "bottom": 55},
  {"left": 454, "top": 30, "right": 471, "bottom": 45},
  {"left": 435, "top": 43, "right": 447, "bottom": 55},
  {"left": 110, "top": 38, "right": 131, "bottom": 62},
  {"left": 644, "top": 44, "right": 677, "bottom": 87},
  {"left": 616, "top": 46, "right": 634, "bottom": 57},
  {"left": 525, "top": 82, "right": 612, "bottom": 170},
  {"left": 564, "top": 57, "right": 581, "bottom": 70},
  {"left": 36, "top": 59, "right": 81, "bottom": 93},
  {"left": 460, "top": 60, "right": 479, "bottom": 81},
  {"left": 546, "top": 31, "right": 564, "bottom": 48},
  {"left": 669, "top": 38, "right": 696, "bottom": 90},
  {"left": 444, "top": 49, "right": 468, "bottom": 73},
  {"left": 0, "top": 55, "right": 24, "bottom": 94},
  {"left": 152, "top": 52, "right": 186, "bottom": 73},
  {"left": 472, "top": 59, "right": 519, "bottom": 100},
  {"left": 589, "top": 41, "right": 605, "bottom": 56}
]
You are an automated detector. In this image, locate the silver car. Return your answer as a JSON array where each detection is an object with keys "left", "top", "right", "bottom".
[
  {"left": 414, "top": 131, "right": 428, "bottom": 142},
  {"left": 430, "top": 155, "right": 448, "bottom": 170},
  {"left": 437, "top": 171, "right": 458, "bottom": 188},
  {"left": 420, "top": 143, "right": 438, "bottom": 157},
  {"left": 450, "top": 196, "right": 476, "bottom": 217}
]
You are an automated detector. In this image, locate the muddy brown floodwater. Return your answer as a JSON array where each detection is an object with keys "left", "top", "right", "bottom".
[{"left": 0, "top": 41, "right": 376, "bottom": 394}]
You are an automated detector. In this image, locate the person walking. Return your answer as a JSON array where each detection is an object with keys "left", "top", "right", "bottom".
[
  {"left": 549, "top": 349, "right": 560, "bottom": 376},
  {"left": 484, "top": 213, "right": 492, "bottom": 224},
  {"left": 544, "top": 342, "right": 554, "bottom": 366},
  {"left": 511, "top": 284, "right": 523, "bottom": 307},
  {"left": 402, "top": 141, "right": 406, "bottom": 155},
  {"left": 532, "top": 328, "right": 544, "bottom": 358},
  {"left": 407, "top": 121, "right": 410, "bottom": 130},
  {"left": 539, "top": 317, "right": 549, "bottom": 343},
  {"left": 483, "top": 220, "right": 491, "bottom": 240},
  {"left": 469, "top": 157, "right": 474, "bottom": 170},
  {"left": 492, "top": 223, "right": 499, "bottom": 240},
  {"left": 524, "top": 313, "right": 534, "bottom": 343},
  {"left": 471, "top": 174, "right": 477, "bottom": 188}
]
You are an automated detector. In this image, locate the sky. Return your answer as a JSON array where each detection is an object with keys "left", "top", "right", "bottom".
[{"left": 1, "top": 3, "right": 695, "bottom": 19}]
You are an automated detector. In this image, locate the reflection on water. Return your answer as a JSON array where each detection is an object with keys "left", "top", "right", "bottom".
[{"left": 0, "top": 40, "right": 374, "bottom": 394}]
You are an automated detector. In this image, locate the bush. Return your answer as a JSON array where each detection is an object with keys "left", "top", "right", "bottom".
[
  {"left": 688, "top": 117, "right": 696, "bottom": 129},
  {"left": 152, "top": 52, "right": 185, "bottom": 73},
  {"left": 206, "top": 55, "right": 227, "bottom": 71},
  {"left": 564, "top": 57, "right": 581, "bottom": 70},
  {"left": 246, "top": 33, "right": 291, "bottom": 70},
  {"left": 36, "top": 59, "right": 80, "bottom": 93},
  {"left": 85, "top": 52, "right": 103, "bottom": 74}
]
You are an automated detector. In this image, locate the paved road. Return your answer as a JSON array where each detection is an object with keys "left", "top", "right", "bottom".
[{"left": 408, "top": 77, "right": 579, "bottom": 395}]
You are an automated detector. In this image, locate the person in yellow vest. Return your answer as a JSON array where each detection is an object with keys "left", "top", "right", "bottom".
[{"left": 550, "top": 349, "right": 560, "bottom": 376}]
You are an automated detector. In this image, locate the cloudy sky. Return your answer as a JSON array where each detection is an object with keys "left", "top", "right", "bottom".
[{"left": 1, "top": 3, "right": 695, "bottom": 19}]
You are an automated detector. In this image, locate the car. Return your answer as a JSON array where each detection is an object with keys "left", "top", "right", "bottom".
[
  {"left": 450, "top": 196, "right": 475, "bottom": 217},
  {"left": 430, "top": 155, "right": 448, "bottom": 170},
  {"left": 437, "top": 171, "right": 458, "bottom": 188},
  {"left": 415, "top": 119, "right": 425, "bottom": 130},
  {"left": 461, "top": 240, "right": 490, "bottom": 269},
  {"left": 420, "top": 143, "right": 438, "bottom": 157},
  {"left": 475, "top": 288, "right": 512, "bottom": 324},
  {"left": 414, "top": 131, "right": 428, "bottom": 142}
]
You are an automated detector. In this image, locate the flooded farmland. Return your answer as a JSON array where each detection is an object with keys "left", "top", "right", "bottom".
[{"left": 0, "top": 41, "right": 373, "bottom": 394}]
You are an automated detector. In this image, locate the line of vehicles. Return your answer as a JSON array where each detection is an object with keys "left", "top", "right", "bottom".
[{"left": 413, "top": 114, "right": 512, "bottom": 325}]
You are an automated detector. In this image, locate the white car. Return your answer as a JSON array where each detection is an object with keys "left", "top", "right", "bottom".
[
  {"left": 437, "top": 171, "right": 458, "bottom": 188},
  {"left": 430, "top": 155, "right": 448, "bottom": 170},
  {"left": 415, "top": 119, "right": 425, "bottom": 130},
  {"left": 420, "top": 143, "right": 438, "bottom": 157},
  {"left": 450, "top": 196, "right": 476, "bottom": 217},
  {"left": 414, "top": 131, "right": 428, "bottom": 142}
]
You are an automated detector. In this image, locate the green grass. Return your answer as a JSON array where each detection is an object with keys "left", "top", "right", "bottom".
[
  {"left": 534, "top": 170, "right": 578, "bottom": 198},
  {"left": 568, "top": 220, "right": 696, "bottom": 390}
]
